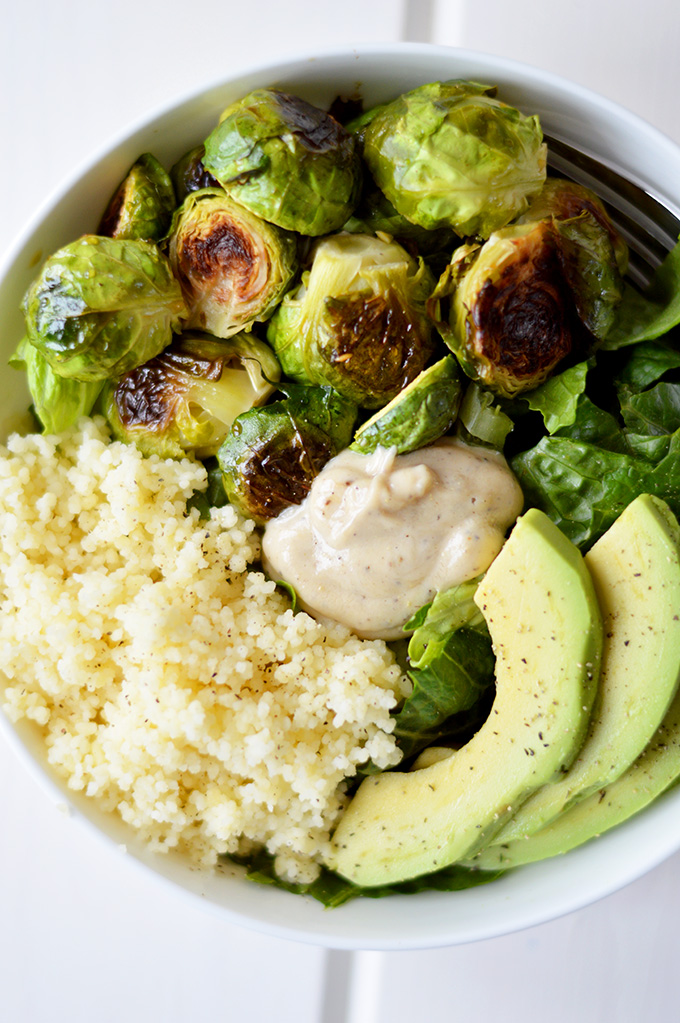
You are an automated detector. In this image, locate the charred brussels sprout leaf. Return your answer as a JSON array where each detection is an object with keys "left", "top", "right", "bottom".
[
  {"left": 98, "top": 153, "right": 175, "bottom": 242},
  {"left": 203, "top": 89, "right": 362, "bottom": 236},
  {"left": 217, "top": 384, "right": 357, "bottom": 522},
  {"left": 361, "top": 80, "right": 546, "bottom": 238},
  {"left": 22, "top": 235, "right": 187, "bottom": 382},
  {"left": 170, "top": 145, "right": 219, "bottom": 205},
  {"left": 267, "top": 232, "right": 435, "bottom": 408},
  {"left": 101, "top": 331, "right": 280, "bottom": 460},
  {"left": 10, "top": 337, "right": 103, "bottom": 433},
  {"left": 351, "top": 355, "right": 462, "bottom": 455},
  {"left": 168, "top": 187, "right": 298, "bottom": 338}
]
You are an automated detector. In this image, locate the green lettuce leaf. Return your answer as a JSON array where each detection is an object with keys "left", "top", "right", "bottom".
[
  {"left": 603, "top": 239, "right": 680, "bottom": 350},
  {"left": 523, "top": 361, "right": 591, "bottom": 434}
]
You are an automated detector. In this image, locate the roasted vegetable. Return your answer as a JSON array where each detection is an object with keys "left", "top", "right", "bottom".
[
  {"left": 167, "top": 187, "right": 298, "bottom": 339},
  {"left": 217, "top": 383, "right": 357, "bottom": 522},
  {"left": 203, "top": 88, "right": 362, "bottom": 236},
  {"left": 98, "top": 153, "right": 175, "bottom": 242},
  {"left": 170, "top": 145, "right": 219, "bottom": 204},
  {"left": 267, "top": 232, "right": 435, "bottom": 408},
  {"left": 360, "top": 80, "right": 546, "bottom": 238},
  {"left": 351, "top": 355, "right": 462, "bottom": 455},
  {"left": 101, "top": 332, "right": 280, "bottom": 459},
  {"left": 429, "top": 179, "right": 628, "bottom": 397},
  {"left": 22, "top": 235, "right": 186, "bottom": 381},
  {"left": 9, "top": 337, "right": 103, "bottom": 433}
]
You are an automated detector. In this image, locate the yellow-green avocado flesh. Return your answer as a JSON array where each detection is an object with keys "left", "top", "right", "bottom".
[
  {"left": 470, "top": 494, "right": 680, "bottom": 870},
  {"left": 326, "top": 508, "right": 603, "bottom": 887},
  {"left": 488, "top": 493, "right": 680, "bottom": 846}
]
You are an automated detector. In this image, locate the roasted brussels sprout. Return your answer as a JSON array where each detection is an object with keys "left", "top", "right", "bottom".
[
  {"left": 170, "top": 145, "right": 219, "bottom": 205},
  {"left": 167, "top": 187, "right": 298, "bottom": 339},
  {"left": 429, "top": 178, "right": 628, "bottom": 397},
  {"left": 429, "top": 221, "right": 573, "bottom": 397},
  {"left": 360, "top": 80, "right": 547, "bottom": 238},
  {"left": 518, "top": 178, "right": 628, "bottom": 340},
  {"left": 267, "top": 232, "right": 435, "bottom": 408},
  {"left": 9, "top": 338, "right": 103, "bottom": 433},
  {"left": 203, "top": 88, "right": 362, "bottom": 236},
  {"left": 22, "top": 235, "right": 187, "bottom": 382},
  {"left": 350, "top": 355, "right": 462, "bottom": 455},
  {"left": 217, "top": 383, "right": 357, "bottom": 522},
  {"left": 98, "top": 153, "right": 175, "bottom": 242},
  {"left": 101, "top": 332, "right": 280, "bottom": 459}
]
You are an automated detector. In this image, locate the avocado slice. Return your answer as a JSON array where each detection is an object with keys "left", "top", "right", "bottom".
[
  {"left": 487, "top": 493, "right": 680, "bottom": 845},
  {"left": 326, "top": 508, "right": 602, "bottom": 887},
  {"left": 468, "top": 686, "right": 680, "bottom": 870}
]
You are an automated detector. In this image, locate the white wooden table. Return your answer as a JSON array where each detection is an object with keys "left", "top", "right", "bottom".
[{"left": 2, "top": 2, "right": 680, "bottom": 1019}]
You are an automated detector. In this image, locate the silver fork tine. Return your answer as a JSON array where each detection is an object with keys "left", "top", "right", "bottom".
[{"left": 543, "top": 131, "right": 680, "bottom": 288}]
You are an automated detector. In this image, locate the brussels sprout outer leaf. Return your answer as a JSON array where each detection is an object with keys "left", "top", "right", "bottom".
[
  {"left": 455, "top": 383, "right": 514, "bottom": 448},
  {"left": 10, "top": 337, "right": 103, "bottom": 433},
  {"left": 361, "top": 80, "right": 546, "bottom": 237},
  {"left": 351, "top": 355, "right": 462, "bottom": 455},
  {"left": 168, "top": 188, "right": 298, "bottom": 339},
  {"left": 22, "top": 235, "right": 187, "bottom": 382},
  {"left": 203, "top": 89, "right": 363, "bottom": 236},
  {"left": 102, "top": 332, "right": 280, "bottom": 460},
  {"left": 99, "top": 153, "right": 176, "bottom": 242}
]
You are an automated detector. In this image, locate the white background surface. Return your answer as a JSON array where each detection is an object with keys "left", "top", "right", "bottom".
[{"left": 2, "top": 2, "right": 680, "bottom": 1020}]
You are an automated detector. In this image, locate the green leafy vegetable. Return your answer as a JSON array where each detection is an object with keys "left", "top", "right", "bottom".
[
  {"left": 22, "top": 235, "right": 187, "bottom": 381},
  {"left": 456, "top": 383, "right": 514, "bottom": 448},
  {"left": 230, "top": 849, "right": 503, "bottom": 906},
  {"left": 360, "top": 80, "right": 546, "bottom": 237},
  {"left": 9, "top": 338, "right": 103, "bottom": 434},
  {"left": 603, "top": 239, "right": 680, "bottom": 349},
  {"left": 523, "top": 360, "right": 591, "bottom": 434}
]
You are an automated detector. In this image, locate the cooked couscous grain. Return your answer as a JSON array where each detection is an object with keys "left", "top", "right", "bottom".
[{"left": 0, "top": 417, "right": 409, "bottom": 882}]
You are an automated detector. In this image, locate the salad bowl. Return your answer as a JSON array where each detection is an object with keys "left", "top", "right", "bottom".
[{"left": 2, "top": 43, "right": 680, "bottom": 950}]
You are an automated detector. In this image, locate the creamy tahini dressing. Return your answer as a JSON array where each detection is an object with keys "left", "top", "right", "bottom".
[{"left": 262, "top": 438, "right": 524, "bottom": 640}]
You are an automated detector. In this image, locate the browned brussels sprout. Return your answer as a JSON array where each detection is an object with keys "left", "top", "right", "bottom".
[
  {"left": 98, "top": 153, "right": 175, "bottom": 242},
  {"left": 167, "top": 188, "right": 299, "bottom": 338},
  {"left": 170, "top": 145, "right": 219, "bottom": 205},
  {"left": 101, "top": 332, "right": 280, "bottom": 460},
  {"left": 267, "top": 233, "right": 436, "bottom": 408},
  {"left": 217, "top": 383, "right": 357, "bottom": 523},
  {"left": 429, "top": 179, "right": 628, "bottom": 397},
  {"left": 203, "top": 88, "right": 363, "bottom": 236},
  {"left": 359, "top": 80, "right": 547, "bottom": 238}
]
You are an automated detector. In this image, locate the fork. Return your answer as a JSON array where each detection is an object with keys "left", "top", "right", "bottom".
[{"left": 543, "top": 131, "right": 680, "bottom": 288}]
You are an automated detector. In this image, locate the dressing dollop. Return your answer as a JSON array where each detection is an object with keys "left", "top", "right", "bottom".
[{"left": 262, "top": 438, "right": 524, "bottom": 639}]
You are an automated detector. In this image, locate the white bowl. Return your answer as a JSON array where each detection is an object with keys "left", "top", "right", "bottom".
[{"left": 2, "top": 43, "right": 680, "bottom": 950}]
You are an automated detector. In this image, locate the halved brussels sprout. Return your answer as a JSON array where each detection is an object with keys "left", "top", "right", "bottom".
[
  {"left": 22, "top": 235, "right": 187, "bottom": 382},
  {"left": 101, "top": 332, "right": 280, "bottom": 460},
  {"left": 518, "top": 178, "right": 628, "bottom": 340},
  {"left": 361, "top": 80, "right": 547, "bottom": 238},
  {"left": 350, "top": 355, "right": 462, "bottom": 455},
  {"left": 267, "top": 232, "right": 435, "bottom": 408},
  {"left": 10, "top": 337, "right": 103, "bottom": 434},
  {"left": 98, "top": 153, "right": 175, "bottom": 242},
  {"left": 429, "top": 221, "right": 574, "bottom": 397},
  {"left": 168, "top": 187, "right": 298, "bottom": 339},
  {"left": 217, "top": 383, "right": 358, "bottom": 522},
  {"left": 429, "top": 178, "right": 628, "bottom": 397},
  {"left": 203, "top": 88, "right": 363, "bottom": 236}
]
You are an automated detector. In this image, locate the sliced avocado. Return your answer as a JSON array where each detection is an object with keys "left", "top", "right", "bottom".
[
  {"left": 326, "top": 508, "right": 602, "bottom": 887},
  {"left": 350, "top": 355, "right": 461, "bottom": 455},
  {"left": 488, "top": 493, "right": 680, "bottom": 845},
  {"left": 469, "top": 685, "right": 680, "bottom": 870}
]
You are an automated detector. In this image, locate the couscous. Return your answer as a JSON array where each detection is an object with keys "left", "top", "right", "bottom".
[{"left": 0, "top": 416, "right": 409, "bottom": 883}]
